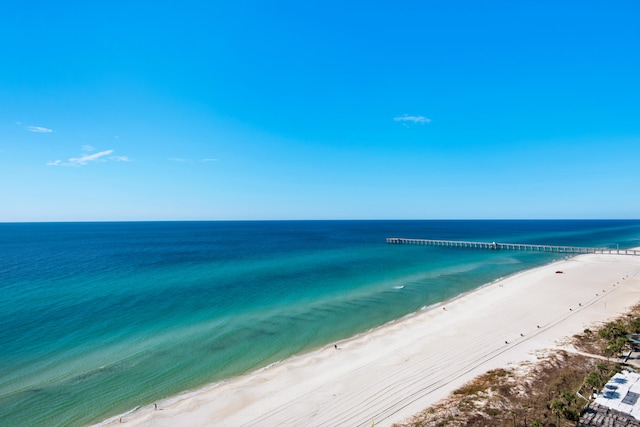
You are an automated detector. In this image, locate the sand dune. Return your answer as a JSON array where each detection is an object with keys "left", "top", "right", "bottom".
[{"left": 100, "top": 253, "right": 640, "bottom": 427}]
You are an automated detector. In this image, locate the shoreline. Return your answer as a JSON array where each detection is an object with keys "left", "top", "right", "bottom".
[
  {"left": 97, "top": 252, "right": 640, "bottom": 427},
  {"left": 93, "top": 258, "right": 556, "bottom": 425}
]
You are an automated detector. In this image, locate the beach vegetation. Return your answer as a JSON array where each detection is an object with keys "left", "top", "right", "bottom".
[
  {"left": 578, "top": 362, "right": 621, "bottom": 399},
  {"left": 604, "top": 336, "right": 629, "bottom": 358},
  {"left": 396, "top": 351, "right": 596, "bottom": 426},
  {"left": 484, "top": 407, "right": 500, "bottom": 416},
  {"left": 574, "top": 307, "right": 640, "bottom": 359},
  {"left": 453, "top": 368, "right": 510, "bottom": 397},
  {"left": 550, "top": 398, "right": 565, "bottom": 424},
  {"left": 584, "top": 371, "right": 602, "bottom": 391},
  {"left": 397, "top": 304, "right": 640, "bottom": 427},
  {"left": 629, "top": 317, "right": 640, "bottom": 333},
  {"left": 551, "top": 392, "right": 580, "bottom": 421},
  {"left": 597, "top": 320, "right": 627, "bottom": 341},
  {"left": 397, "top": 351, "right": 617, "bottom": 426}
]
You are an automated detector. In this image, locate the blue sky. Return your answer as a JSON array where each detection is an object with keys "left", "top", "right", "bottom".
[{"left": 1, "top": 1, "right": 639, "bottom": 221}]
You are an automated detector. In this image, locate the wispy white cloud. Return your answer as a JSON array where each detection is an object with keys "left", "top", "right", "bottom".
[
  {"left": 111, "top": 156, "right": 132, "bottom": 162},
  {"left": 201, "top": 158, "right": 219, "bottom": 162},
  {"left": 393, "top": 115, "right": 431, "bottom": 124},
  {"left": 25, "top": 125, "right": 54, "bottom": 133},
  {"left": 47, "top": 149, "right": 130, "bottom": 167},
  {"left": 67, "top": 150, "right": 113, "bottom": 166},
  {"left": 82, "top": 145, "right": 95, "bottom": 152},
  {"left": 169, "top": 157, "right": 189, "bottom": 162}
]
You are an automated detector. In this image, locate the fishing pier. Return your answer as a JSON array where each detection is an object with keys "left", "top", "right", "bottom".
[{"left": 386, "top": 238, "right": 640, "bottom": 256}]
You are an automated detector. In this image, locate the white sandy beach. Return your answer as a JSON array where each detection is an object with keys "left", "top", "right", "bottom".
[{"left": 101, "top": 252, "right": 640, "bottom": 427}]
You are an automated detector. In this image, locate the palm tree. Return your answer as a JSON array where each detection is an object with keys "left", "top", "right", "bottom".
[
  {"left": 585, "top": 371, "right": 603, "bottom": 394},
  {"left": 551, "top": 399, "right": 565, "bottom": 426},
  {"left": 560, "top": 391, "right": 575, "bottom": 406}
]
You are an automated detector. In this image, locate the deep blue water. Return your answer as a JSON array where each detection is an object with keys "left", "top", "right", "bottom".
[{"left": 1, "top": 220, "right": 639, "bottom": 426}]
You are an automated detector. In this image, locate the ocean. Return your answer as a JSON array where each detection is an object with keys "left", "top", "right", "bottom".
[{"left": 1, "top": 220, "right": 640, "bottom": 426}]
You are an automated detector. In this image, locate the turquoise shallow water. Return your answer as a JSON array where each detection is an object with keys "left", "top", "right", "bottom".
[{"left": 1, "top": 220, "right": 640, "bottom": 426}]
